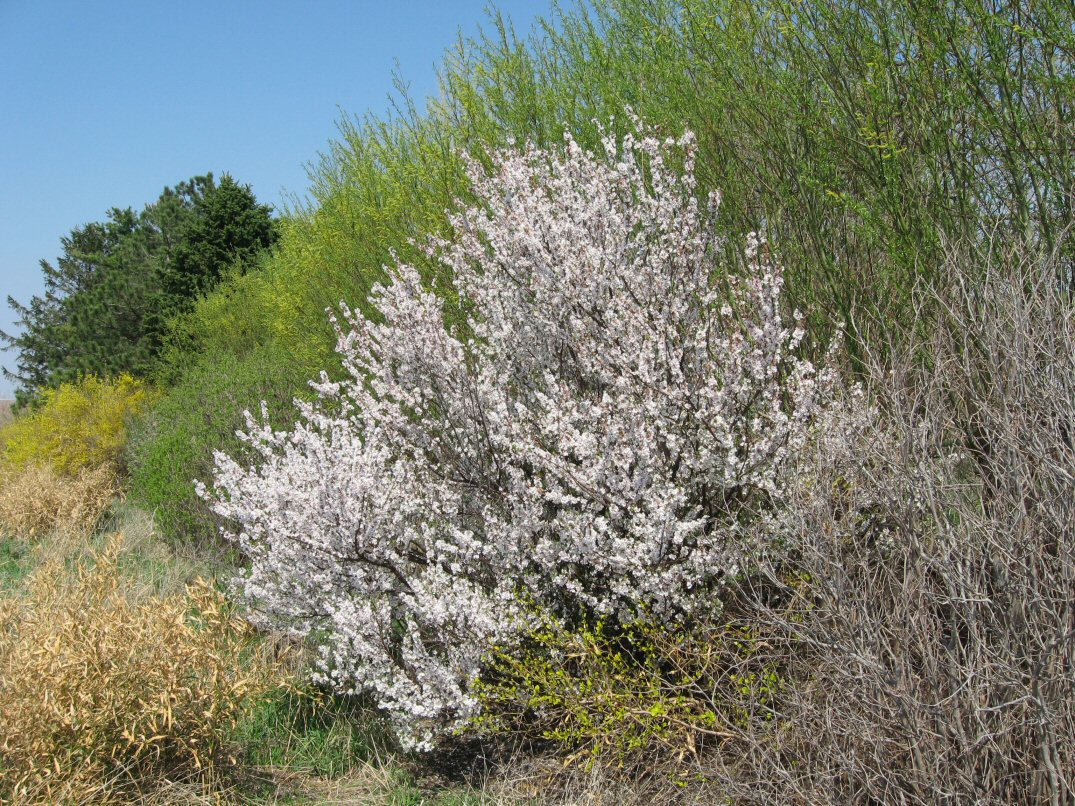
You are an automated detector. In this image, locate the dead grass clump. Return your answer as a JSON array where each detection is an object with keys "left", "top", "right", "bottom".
[
  {"left": 0, "top": 463, "right": 117, "bottom": 539},
  {"left": 0, "top": 534, "right": 289, "bottom": 805}
]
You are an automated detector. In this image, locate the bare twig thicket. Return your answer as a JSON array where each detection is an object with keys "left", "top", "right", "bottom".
[{"left": 690, "top": 241, "right": 1075, "bottom": 805}]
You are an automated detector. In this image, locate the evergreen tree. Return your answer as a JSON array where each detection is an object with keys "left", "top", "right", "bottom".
[
  {"left": 2, "top": 174, "right": 277, "bottom": 400},
  {"left": 2, "top": 214, "right": 134, "bottom": 401},
  {"left": 161, "top": 175, "right": 278, "bottom": 307}
]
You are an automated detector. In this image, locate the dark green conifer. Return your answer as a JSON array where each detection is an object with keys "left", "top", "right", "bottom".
[{"left": 2, "top": 174, "right": 277, "bottom": 401}]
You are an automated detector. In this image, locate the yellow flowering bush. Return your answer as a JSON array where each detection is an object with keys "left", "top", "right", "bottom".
[
  {"left": 472, "top": 608, "right": 784, "bottom": 770},
  {"left": 0, "top": 374, "right": 156, "bottom": 477}
]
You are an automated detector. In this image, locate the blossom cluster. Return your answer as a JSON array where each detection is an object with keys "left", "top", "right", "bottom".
[{"left": 202, "top": 121, "right": 838, "bottom": 748}]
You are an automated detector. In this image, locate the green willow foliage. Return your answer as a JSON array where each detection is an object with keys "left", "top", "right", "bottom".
[
  {"left": 447, "top": 0, "right": 1074, "bottom": 354},
  {"left": 127, "top": 344, "right": 304, "bottom": 547},
  {"left": 140, "top": 0, "right": 1075, "bottom": 543},
  {"left": 188, "top": 0, "right": 1075, "bottom": 367}
]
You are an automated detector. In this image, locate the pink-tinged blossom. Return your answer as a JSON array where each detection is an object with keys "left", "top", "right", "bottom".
[{"left": 201, "top": 120, "right": 840, "bottom": 748}]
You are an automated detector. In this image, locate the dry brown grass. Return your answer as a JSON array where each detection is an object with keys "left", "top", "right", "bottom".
[
  {"left": 0, "top": 534, "right": 291, "bottom": 805},
  {"left": 0, "top": 400, "right": 12, "bottom": 428},
  {"left": 0, "top": 462, "right": 117, "bottom": 540}
]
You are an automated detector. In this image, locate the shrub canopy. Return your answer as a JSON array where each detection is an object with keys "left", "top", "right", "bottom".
[{"left": 203, "top": 123, "right": 843, "bottom": 748}]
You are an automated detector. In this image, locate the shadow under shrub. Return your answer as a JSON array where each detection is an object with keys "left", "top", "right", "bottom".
[{"left": 233, "top": 686, "right": 387, "bottom": 779}]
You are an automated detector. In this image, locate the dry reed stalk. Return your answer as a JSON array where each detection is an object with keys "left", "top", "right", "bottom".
[
  {"left": 0, "top": 463, "right": 117, "bottom": 540},
  {"left": 0, "top": 534, "right": 290, "bottom": 805}
]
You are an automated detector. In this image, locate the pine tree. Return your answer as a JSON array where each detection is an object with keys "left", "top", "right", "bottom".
[
  {"left": 2, "top": 174, "right": 277, "bottom": 400},
  {"left": 161, "top": 175, "right": 278, "bottom": 308}
]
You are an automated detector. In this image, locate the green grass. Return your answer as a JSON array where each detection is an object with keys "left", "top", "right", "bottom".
[
  {"left": 235, "top": 689, "right": 383, "bottom": 779},
  {"left": 232, "top": 689, "right": 505, "bottom": 805},
  {"left": 0, "top": 536, "right": 32, "bottom": 592},
  {"left": 98, "top": 498, "right": 218, "bottom": 598},
  {"left": 0, "top": 498, "right": 218, "bottom": 602}
]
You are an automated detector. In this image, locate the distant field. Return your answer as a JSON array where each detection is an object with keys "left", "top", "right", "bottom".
[{"left": 0, "top": 401, "right": 12, "bottom": 426}]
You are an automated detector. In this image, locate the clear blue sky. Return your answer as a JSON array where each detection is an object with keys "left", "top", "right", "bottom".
[{"left": 0, "top": 0, "right": 553, "bottom": 398}]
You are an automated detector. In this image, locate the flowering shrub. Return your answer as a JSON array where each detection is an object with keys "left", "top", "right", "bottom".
[
  {"left": 472, "top": 609, "right": 785, "bottom": 769},
  {"left": 202, "top": 121, "right": 838, "bottom": 748},
  {"left": 0, "top": 373, "right": 156, "bottom": 477}
]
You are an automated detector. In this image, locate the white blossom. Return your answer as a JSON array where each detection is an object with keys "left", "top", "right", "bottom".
[{"left": 202, "top": 120, "right": 840, "bottom": 747}]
